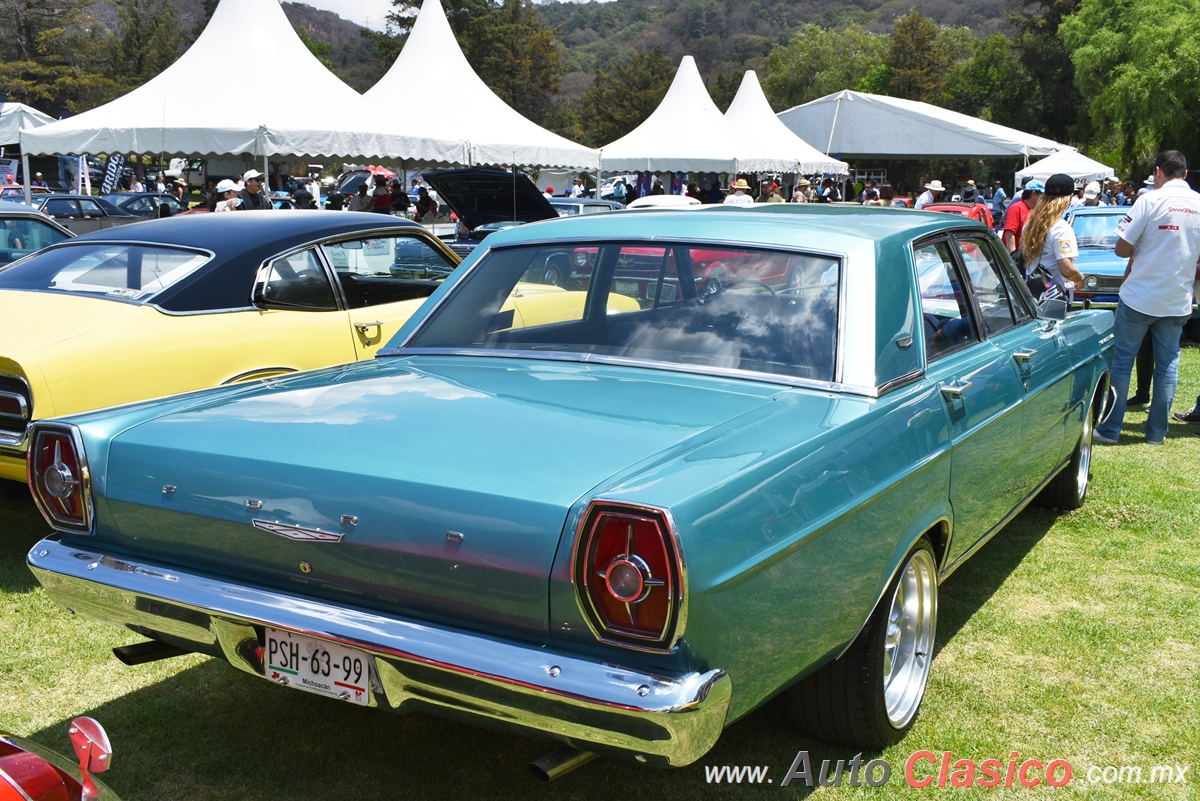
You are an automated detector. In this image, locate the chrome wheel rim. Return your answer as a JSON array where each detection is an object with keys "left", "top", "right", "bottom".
[
  {"left": 543, "top": 268, "right": 562, "bottom": 287},
  {"left": 1076, "top": 406, "right": 1093, "bottom": 499},
  {"left": 882, "top": 548, "right": 937, "bottom": 728}
]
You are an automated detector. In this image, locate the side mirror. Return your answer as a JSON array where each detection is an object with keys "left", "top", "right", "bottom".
[{"left": 1038, "top": 297, "right": 1068, "bottom": 321}]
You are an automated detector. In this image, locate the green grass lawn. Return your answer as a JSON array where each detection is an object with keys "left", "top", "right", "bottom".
[{"left": 2, "top": 350, "right": 1199, "bottom": 800}]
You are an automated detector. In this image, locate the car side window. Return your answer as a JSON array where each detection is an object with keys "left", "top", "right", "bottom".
[
  {"left": 323, "top": 235, "right": 455, "bottom": 308},
  {"left": 77, "top": 199, "right": 103, "bottom": 218},
  {"left": 954, "top": 236, "right": 1029, "bottom": 336},
  {"left": 258, "top": 248, "right": 337, "bottom": 310},
  {"left": 915, "top": 240, "right": 978, "bottom": 361},
  {"left": 45, "top": 199, "right": 80, "bottom": 219},
  {"left": 0, "top": 218, "right": 70, "bottom": 263}
]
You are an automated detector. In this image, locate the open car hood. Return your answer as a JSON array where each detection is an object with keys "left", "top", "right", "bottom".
[{"left": 424, "top": 168, "right": 559, "bottom": 231}]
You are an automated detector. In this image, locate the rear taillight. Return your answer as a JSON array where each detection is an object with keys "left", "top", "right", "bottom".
[
  {"left": 27, "top": 425, "right": 92, "bottom": 533},
  {"left": 0, "top": 392, "right": 27, "bottom": 421},
  {"left": 573, "top": 501, "right": 685, "bottom": 652}
]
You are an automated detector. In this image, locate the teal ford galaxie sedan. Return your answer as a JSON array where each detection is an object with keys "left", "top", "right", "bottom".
[{"left": 26, "top": 205, "right": 1113, "bottom": 774}]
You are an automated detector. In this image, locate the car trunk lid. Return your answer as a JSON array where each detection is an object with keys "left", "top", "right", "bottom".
[{"left": 99, "top": 357, "right": 782, "bottom": 639}]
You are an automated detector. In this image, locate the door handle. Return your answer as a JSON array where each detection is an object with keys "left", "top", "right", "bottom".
[
  {"left": 354, "top": 321, "right": 383, "bottom": 345},
  {"left": 1012, "top": 348, "right": 1037, "bottom": 364},
  {"left": 940, "top": 381, "right": 974, "bottom": 399}
]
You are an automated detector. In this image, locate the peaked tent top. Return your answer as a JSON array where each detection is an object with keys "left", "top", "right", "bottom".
[
  {"left": 1, "top": 103, "right": 54, "bottom": 146},
  {"left": 1015, "top": 149, "right": 1115, "bottom": 184},
  {"left": 601, "top": 56, "right": 797, "bottom": 174},
  {"left": 778, "top": 90, "right": 1069, "bottom": 159},
  {"left": 20, "top": 0, "right": 465, "bottom": 163},
  {"left": 365, "top": 0, "right": 598, "bottom": 171},
  {"left": 724, "top": 71, "right": 848, "bottom": 175}
]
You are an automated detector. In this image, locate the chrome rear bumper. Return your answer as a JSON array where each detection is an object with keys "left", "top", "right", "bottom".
[{"left": 28, "top": 537, "right": 731, "bottom": 767}]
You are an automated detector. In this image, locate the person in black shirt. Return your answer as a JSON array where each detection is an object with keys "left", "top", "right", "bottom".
[{"left": 237, "top": 169, "right": 273, "bottom": 211}]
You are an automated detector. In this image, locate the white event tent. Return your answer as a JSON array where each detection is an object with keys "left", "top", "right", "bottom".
[
  {"left": 1015, "top": 149, "right": 1115, "bottom": 185},
  {"left": 1, "top": 103, "right": 54, "bottom": 146},
  {"left": 365, "top": 0, "right": 598, "bottom": 171},
  {"left": 724, "top": 71, "right": 847, "bottom": 175},
  {"left": 18, "top": 0, "right": 467, "bottom": 173},
  {"left": 778, "top": 90, "right": 1068, "bottom": 161},
  {"left": 601, "top": 56, "right": 798, "bottom": 175}
]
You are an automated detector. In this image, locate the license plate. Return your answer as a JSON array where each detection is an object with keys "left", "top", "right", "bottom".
[
  {"left": 264, "top": 628, "right": 372, "bottom": 706},
  {"left": 615, "top": 280, "right": 640, "bottom": 297}
]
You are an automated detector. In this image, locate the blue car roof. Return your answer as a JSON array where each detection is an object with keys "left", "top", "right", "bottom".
[{"left": 485, "top": 204, "right": 986, "bottom": 253}]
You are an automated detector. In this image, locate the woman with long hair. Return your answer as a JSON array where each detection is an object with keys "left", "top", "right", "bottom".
[{"left": 1020, "top": 173, "right": 1084, "bottom": 287}]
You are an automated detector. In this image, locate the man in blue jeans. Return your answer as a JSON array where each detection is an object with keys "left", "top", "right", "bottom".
[{"left": 1095, "top": 150, "right": 1200, "bottom": 445}]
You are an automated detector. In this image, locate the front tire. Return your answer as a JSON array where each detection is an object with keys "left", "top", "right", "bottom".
[{"left": 784, "top": 539, "right": 938, "bottom": 748}]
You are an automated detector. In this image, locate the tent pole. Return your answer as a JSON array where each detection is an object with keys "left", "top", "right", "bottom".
[
  {"left": 22, "top": 153, "right": 30, "bottom": 205},
  {"left": 826, "top": 97, "right": 842, "bottom": 156},
  {"left": 263, "top": 153, "right": 269, "bottom": 191}
]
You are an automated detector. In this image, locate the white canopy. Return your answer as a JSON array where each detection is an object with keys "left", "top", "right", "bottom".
[
  {"left": 778, "top": 90, "right": 1069, "bottom": 159},
  {"left": 725, "top": 72, "right": 848, "bottom": 175},
  {"left": 365, "top": 0, "right": 597, "bottom": 171},
  {"left": 601, "top": 56, "right": 798, "bottom": 175},
  {"left": 20, "top": 0, "right": 465, "bottom": 163},
  {"left": 1015, "top": 149, "right": 1115, "bottom": 184},
  {"left": 1, "top": 103, "right": 54, "bottom": 146}
]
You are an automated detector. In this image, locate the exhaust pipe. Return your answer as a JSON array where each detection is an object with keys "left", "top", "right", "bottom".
[
  {"left": 528, "top": 747, "right": 598, "bottom": 782},
  {"left": 113, "top": 640, "right": 189, "bottom": 666}
]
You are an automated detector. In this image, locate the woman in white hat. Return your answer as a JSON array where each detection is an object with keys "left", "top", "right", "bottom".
[
  {"left": 724, "top": 177, "right": 755, "bottom": 205},
  {"left": 210, "top": 179, "right": 241, "bottom": 213},
  {"left": 915, "top": 180, "right": 944, "bottom": 210}
]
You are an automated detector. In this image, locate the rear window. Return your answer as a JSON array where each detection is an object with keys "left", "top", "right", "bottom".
[
  {"left": 400, "top": 242, "right": 841, "bottom": 382},
  {"left": 0, "top": 243, "right": 211, "bottom": 301}
]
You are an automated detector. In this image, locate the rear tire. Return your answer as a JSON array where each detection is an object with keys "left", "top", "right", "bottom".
[
  {"left": 1036, "top": 391, "right": 1095, "bottom": 510},
  {"left": 784, "top": 539, "right": 938, "bottom": 749}
]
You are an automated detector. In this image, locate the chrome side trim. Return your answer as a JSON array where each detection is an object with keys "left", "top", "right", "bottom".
[
  {"left": 28, "top": 538, "right": 731, "bottom": 767},
  {"left": 877, "top": 368, "right": 924, "bottom": 396}
]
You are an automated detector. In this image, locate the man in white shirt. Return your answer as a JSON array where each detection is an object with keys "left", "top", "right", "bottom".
[
  {"left": 1095, "top": 150, "right": 1200, "bottom": 445},
  {"left": 723, "top": 178, "right": 755, "bottom": 205},
  {"left": 915, "top": 180, "right": 944, "bottom": 210}
]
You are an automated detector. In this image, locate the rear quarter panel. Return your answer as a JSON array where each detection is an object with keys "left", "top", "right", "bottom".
[{"left": 548, "top": 382, "right": 954, "bottom": 721}]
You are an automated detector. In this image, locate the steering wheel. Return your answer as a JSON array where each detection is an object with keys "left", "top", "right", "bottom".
[
  {"left": 711, "top": 278, "right": 782, "bottom": 323},
  {"left": 722, "top": 279, "right": 778, "bottom": 296}
]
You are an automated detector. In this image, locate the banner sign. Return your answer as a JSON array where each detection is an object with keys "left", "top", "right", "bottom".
[
  {"left": 101, "top": 154, "right": 125, "bottom": 194},
  {"left": 0, "top": 158, "right": 16, "bottom": 183}
]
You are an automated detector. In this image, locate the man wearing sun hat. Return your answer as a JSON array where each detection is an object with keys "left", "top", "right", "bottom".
[
  {"left": 724, "top": 178, "right": 755, "bottom": 205},
  {"left": 914, "top": 179, "right": 943, "bottom": 210}
]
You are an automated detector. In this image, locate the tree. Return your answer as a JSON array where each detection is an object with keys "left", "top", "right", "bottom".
[
  {"left": 1062, "top": 0, "right": 1200, "bottom": 171},
  {"left": 0, "top": 0, "right": 121, "bottom": 114},
  {"left": 762, "top": 23, "right": 889, "bottom": 109},
  {"left": 577, "top": 47, "right": 674, "bottom": 147},
  {"left": 108, "top": 0, "right": 182, "bottom": 86},
  {"left": 296, "top": 26, "right": 334, "bottom": 71},
  {"left": 1009, "top": 0, "right": 1081, "bottom": 143},
  {"left": 884, "top": 11, "right": 975, "bottom": 103},
  {"left": 706, "top": 70, "right": 740, "bottom": 110},
  {"left": 942, "top": 33, "right": 1032, "bottom": 128}
]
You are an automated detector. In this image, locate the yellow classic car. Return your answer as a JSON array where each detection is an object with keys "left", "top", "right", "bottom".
[{"left": 0, "top": 211, "right": 632, "bottom": 481}]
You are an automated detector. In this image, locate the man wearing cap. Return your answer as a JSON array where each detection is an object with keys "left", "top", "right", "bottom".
[
  {"left": 1002, "top": 179, "right": 1043, "bottom": 252},
  {"left": 915, "top": 180, "right": 943, "bottom": 210},
  {"left": 237, "top": 169, "right": 273, "bottom": 211},
  {"left": 31, "top": 172, "right": 48, "bottom": 189},
  {"left": 724, "top": 178, "right": 755, "bottom": 205},
  {"left": 990, "top": 180, "right": 1008, "bottom": 223},
  {"left": 1082, "top": 182, "right": 1106, "bottom": 206},
  {"left": 1093, "top": 150, "right": 1200, "bottom": 445}
]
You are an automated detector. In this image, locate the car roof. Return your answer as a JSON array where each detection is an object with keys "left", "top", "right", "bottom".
[
  {"left": 53, "top": 212, "right": 430, "bottom": 312},
  {"left": 0, "top": 199, "right": 42, "bottom": 215},
  {"left": 1068, "top": 205, "right": 1126, "bottom": 215},
  {"left": 485, "top": 203, "right": 985, "bottom": 253}
]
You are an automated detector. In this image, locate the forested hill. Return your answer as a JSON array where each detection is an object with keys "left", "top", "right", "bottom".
[{"left": 539, "top": 0, "right": 1011, "bottom": 95}]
